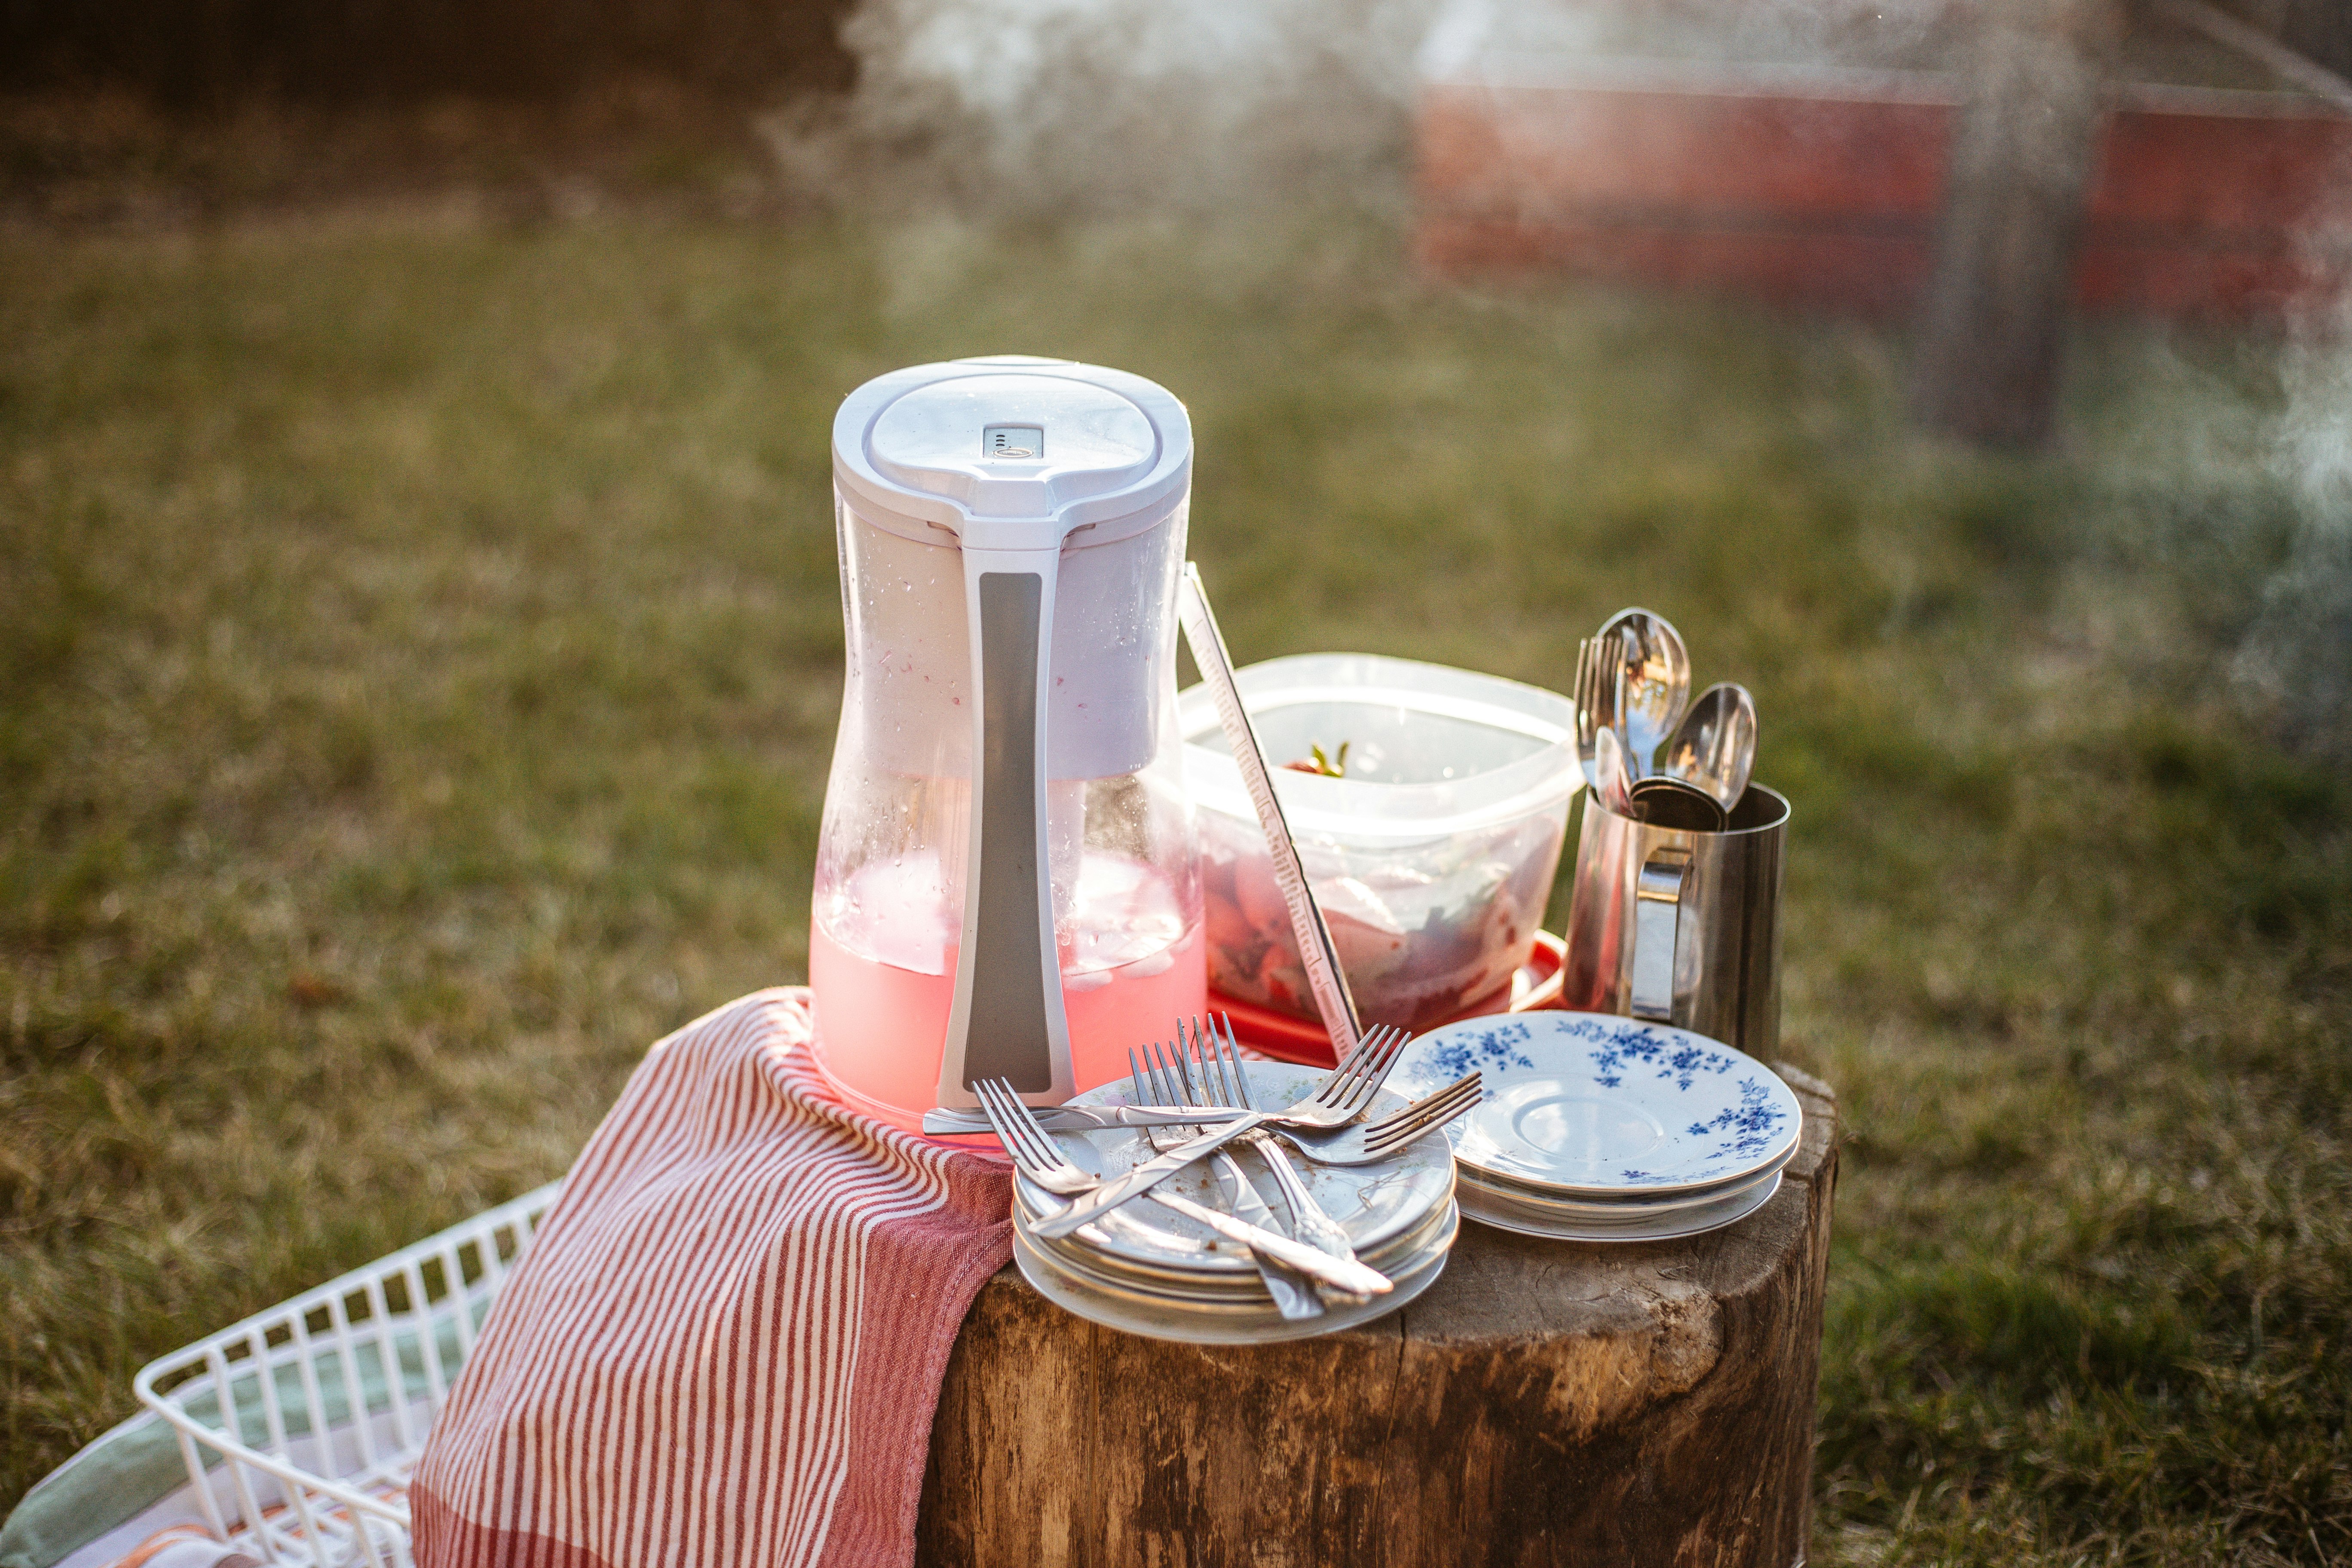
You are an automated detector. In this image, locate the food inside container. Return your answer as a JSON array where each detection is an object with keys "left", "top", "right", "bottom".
[{"left": 1180, "top": 653, "right": 1582, "bottom": 1034}]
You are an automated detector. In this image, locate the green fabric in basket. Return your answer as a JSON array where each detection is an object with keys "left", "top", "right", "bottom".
[
  {"left": 0, "top": 1409, "right": 186, "bottom": 1568},
  {"left": 0, "top": 1305, "right": 482, "bottom": 1568}
]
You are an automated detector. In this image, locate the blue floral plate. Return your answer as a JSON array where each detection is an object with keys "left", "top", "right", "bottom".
[{"left": 1387, "top": 1011, "right": 1803, "bottom": 1196}]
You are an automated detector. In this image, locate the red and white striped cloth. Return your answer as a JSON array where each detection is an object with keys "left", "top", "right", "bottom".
[{"left": 410, "top": 988, "right": 1013, "bottom": 1568}]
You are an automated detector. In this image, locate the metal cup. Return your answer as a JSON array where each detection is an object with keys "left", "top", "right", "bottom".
[{"left": 1560, "top": 784, "right": 1788, "bottom": 1057}]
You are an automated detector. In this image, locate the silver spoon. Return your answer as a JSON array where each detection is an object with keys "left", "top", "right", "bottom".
[
  {"left": 1662, "top": 681, "right": 1757, "bottom": 818},
  {"left": 1596, "top": 609, "right": 1689, "bottom": 778}
]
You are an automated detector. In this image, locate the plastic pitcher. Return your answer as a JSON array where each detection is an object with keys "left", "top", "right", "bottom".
[{"left": 811, "top": 356, "right": 1204, "bottom": 1129}]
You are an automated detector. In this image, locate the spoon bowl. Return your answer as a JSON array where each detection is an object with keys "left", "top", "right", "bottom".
[
  {"left": 1662, "top": 682, "right": 1758, "bottom": 816},
  {"left": 1596, "top": 609, "right": 1690, "bottom": 778}
]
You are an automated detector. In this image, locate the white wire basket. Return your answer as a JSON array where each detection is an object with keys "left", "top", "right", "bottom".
[{"left": 131, "top": 1182, "right": 560, "bottom": 1567}]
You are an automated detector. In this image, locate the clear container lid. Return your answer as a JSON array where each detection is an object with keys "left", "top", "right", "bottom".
[{"left": 1179, "top": 652, "right": 1582, "bottom": 841}]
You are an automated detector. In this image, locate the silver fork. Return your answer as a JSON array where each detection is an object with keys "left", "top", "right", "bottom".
[
  {"left": 1128, "top": 1047, "right": 1328, "bottom": 1318},
  {"left": 1027, "top": 1023, "right": 1414, "bottom": 1240},
  {"left": 927, "top": 1072, "right": 1485, "bottom": 1161},
  {"left": 976, "top": 1079, "right": 1392, "bottom": 1298},
  {"left": 1162, "top": 1019, "right": 1359, "bottom": 1263},
  {"left": 1295, "top": 1069, "right": 1483, "bottom": 1162}
]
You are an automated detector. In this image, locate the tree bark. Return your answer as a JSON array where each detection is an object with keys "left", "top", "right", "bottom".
[
  {"left": 917, "top": 1069, "right": 1839, "bottom": 1568},
  {"left": 1911, "top": 0, "right": 2127, "bottom": 448}
]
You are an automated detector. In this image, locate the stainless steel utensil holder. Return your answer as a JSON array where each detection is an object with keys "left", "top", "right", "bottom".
[{"left": 1561, "top": 784, "right": 1788, "bottom": 1057}]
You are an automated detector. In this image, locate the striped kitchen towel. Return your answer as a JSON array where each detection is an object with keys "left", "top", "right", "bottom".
[{"left": 410, "top": 988, "right": 1013, "bottom": 1568}]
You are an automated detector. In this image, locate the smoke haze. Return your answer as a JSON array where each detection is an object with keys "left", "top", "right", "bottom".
[
  {"left": 2238, "top": 288, "right": 2352, "bottom": 757},
  {"left": 796, "top": 0, "right": 1966, "bottom": 215},
  {"left": 803, "top": 0, "right": 2351, "bottom": 756},
  {"left": 817, "top": 0, "right": 1442, "bottom": 212}
]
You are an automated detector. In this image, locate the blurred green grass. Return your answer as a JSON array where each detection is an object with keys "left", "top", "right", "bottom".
[{"left": 1, "top": 210, "right": 2346, "bottom": 1564}]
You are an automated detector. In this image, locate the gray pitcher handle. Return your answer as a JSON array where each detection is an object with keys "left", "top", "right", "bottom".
[
  {"left": 1630, "top": 848, "right": 1690, "bottom": 1023},
  {"left": 936, "top": 552, "right": 1075, "bottom": 1104}
]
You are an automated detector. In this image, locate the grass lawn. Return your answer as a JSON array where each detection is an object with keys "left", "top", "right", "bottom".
[{"left": 2, "top": 205, "right": 2346, "bottom": 1563}]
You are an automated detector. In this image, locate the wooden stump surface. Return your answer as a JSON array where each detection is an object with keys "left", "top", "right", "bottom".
[{"left": 918, "top": 1067, "right": 1839, "bottom": 1568}]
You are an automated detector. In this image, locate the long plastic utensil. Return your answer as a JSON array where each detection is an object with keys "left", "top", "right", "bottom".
[{"left": 1177, "top": 563, "right": 1364, "bottom": 1059}]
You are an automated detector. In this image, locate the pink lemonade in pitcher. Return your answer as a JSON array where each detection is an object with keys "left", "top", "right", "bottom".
[{"left": 810, "top": 849, "right": 1205, "bottom": 1131}]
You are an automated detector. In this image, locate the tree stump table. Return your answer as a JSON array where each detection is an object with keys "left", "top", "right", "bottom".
[{"left": 918, "top": 1068, "right": 1838, "bottom": 1567}]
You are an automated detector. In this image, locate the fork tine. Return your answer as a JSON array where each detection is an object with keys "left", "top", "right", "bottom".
[
  {"left": 1187, "top": 1017, "right": 1219, "bottom": 1106},
  {"left": 1178, "top": 1018, "right": 1209, "bottom": 1104},
  {"left": 988, "top": 1078, "right": 1068, "bottom": 1175},
  {"left": 1193, "top": 1019, "right": 1226, "bottom": 1109},
  {"left": 1148, "top": 1037, "right": 1185, "bottom": 1108},
  {"left": 981, "top": 1080, "right": 1043, "bottom": 1173},
  {"left": 1127, "top": 1046, "right": 1149, "bottom": 1106},
  {"left": 1322, "top": 1026, "right": 1378, "bottom": 1100},
  {"left": 1168, "top": 1030, "right": 1200, "bottom": 1106},
  {"left": 1369, "top": 1107, "right": 1470, "bottom": 1154},
  {"left": 1363, "top": 1074, "right": 1481, "bottom": 1151},
  {"left": 1574, "top": 636, "right": 1591, "bottom": 746},
  {"left": 1385, "top": 1072, "right": 1480, "bottom": 1129},
  {"left": 1198, "top": 1016, "right": 1240, "bottom": 1110},
  {"left": 1591, "top": 635, "right": 1607, "bottom": 741},
  {"left": 1583, "top": 636, "right": 1601, "bottom": 745},
  {"left": 1359, "top": 1075, "right": 1472, "bottom": 1145},
  {"left": 1354, "top": 1029, "right": 1408, "bottom": 1113},
  {"left": 1317, "top": 1026, "right": 1375, "bottom": 1110},
  {"left": 1316, "top": 1023, "right": 1387, "bottom": 1109},
  {"left": 972, "top": 1081, "right": 1036, "bottom": 1174},
  {"left": 1175, "top": 1017, "right": 1203, "bottom": 1102},
  {"left": 1369, "top": 1087, "right": 1476, "bottom": 1148},
  {"left": 972, "top": 1076, "right": 1007, "bottom": 1136},
  {"left": 1364, "top": 1115, "right": 1445, "bottom": 1158},
  {"left": 1332, "top": 1026, "right": 1409, "bottom": 1115},
  {"left": 1160, "top": 1037, "right": 1196, "bottom": 1110},
  {"left": 1213, "top": 1014, "right": 1259, "bottom": 1111}
]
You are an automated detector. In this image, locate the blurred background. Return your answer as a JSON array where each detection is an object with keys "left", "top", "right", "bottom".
[{"left": 2, "top": 0, "right": 2347, "bottom": 1561}]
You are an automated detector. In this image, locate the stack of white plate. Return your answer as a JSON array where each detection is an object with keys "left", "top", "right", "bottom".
[
  {"left": 1009, "top": 1061, "right": 1459, "bottom": 1344},
  {"left": 1385, "top": 1012, "right": 1803, "bottom": 1243}
]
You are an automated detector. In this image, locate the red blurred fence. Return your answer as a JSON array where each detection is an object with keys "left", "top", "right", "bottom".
[{"left": 1418, "top": 64, "right": 2352, "bottom": 319}]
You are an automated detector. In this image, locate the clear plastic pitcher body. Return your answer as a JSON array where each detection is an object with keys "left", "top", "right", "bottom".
[{"left": 809, "top": 359, "right": 1203, "bottom": 1130}]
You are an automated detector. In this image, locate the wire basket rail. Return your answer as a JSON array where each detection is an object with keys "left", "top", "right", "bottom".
[{"left": 131, "top": 1183, "right": 560, "bottom": 1567}]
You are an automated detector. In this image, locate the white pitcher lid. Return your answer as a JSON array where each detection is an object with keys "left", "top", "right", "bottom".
[{"left": 832, "top": 356, "right": 1191, "bottom": 549}]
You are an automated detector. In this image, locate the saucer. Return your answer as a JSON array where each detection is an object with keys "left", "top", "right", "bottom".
[
  {"left": 1386, "top": 1012, "right": 1802, "bottom": 1196},
  {"left": 1457, "top": 1169, "right": 1782, "bottom": 1243},
  {"left": 1012, "top": 1203, "right": 1458, "bottom": 1344}
]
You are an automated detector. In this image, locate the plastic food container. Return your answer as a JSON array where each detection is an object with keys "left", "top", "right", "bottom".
[{"left": 1180, "top": 653, "right": 1582, "bottom": 1034}]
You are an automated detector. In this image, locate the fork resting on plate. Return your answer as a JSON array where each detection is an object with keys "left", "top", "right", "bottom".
[{"left": 974, "top": 1080, "right": 1394, "bottom": 1298}]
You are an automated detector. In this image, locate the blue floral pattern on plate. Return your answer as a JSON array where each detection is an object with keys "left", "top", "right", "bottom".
[
  {"left": 1387, "top": 1011, "right": 1802, "bottom": 1193},
  {"left": 1421, "top": 1018, "right": 1539, "bottom": 1095}
]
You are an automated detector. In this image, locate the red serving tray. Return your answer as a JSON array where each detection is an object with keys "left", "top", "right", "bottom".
[{"left": 1215, "top": 929, "right": 1567, "bottom": 1068}]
